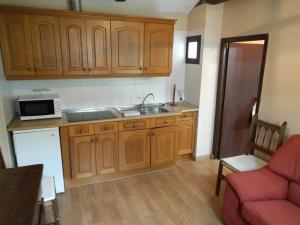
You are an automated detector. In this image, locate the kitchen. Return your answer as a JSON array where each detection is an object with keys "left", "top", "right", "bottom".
[{"left": 0, "top": 1, "right": 202, "bottom": 224}]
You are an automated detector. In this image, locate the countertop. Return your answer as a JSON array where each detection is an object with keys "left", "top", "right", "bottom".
[{"left": 7, "top": 102, "right": 198, "bottom": 132}]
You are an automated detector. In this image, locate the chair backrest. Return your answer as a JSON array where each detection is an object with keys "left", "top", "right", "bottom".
[
  {"left": 0, "top": 147, "right": 6, "bottom": 169},
  {"left": 248, "top": 115, "right": 287, "bottom": 160}
]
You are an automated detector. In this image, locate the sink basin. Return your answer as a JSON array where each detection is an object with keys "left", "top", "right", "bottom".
[{"left": 117, "top": 104, "right": 172, "bottom": 117}]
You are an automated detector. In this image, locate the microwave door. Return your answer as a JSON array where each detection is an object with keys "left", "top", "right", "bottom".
[{"left": 19, "top": 100, "right": 55, "bottom": 117}]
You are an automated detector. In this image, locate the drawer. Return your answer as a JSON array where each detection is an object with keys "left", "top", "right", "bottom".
[
  {"left": 176, "top": 111, "right": 196, "bottom": 122},
  {"left": 95, "top": 122, "right": 118, "bottom": 134},
  {"left": 151, "top": 116, "right": 176, "bottom": 128},
  {"left": 119, "top": 119, "right": 150, "bottom": 131},
  {"left": 69, "top": 124, "right": 94, "bottom": 137}
]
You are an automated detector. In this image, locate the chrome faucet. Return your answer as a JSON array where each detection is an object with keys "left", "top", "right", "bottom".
[{"left": 139, "top": 93, "right": 154, "bottom": 108}]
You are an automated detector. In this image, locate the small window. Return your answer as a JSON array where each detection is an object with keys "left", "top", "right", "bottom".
[{"left": 186, "top": 35, "right": 201, "bottom": 64}]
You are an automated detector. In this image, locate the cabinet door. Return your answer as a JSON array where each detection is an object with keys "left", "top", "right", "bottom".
[
  {"left": 176, "top": 120, "right": 195, "bottom": 155},
  {"left": 0, "top": 14, "right": 34, "bottom": 77},
  {"left": 86, "top": 19, "right": 111, "bottom": 75},
  {"left": 59, "top": 17, "right": 88, "bottom": 76},
  {"left": 95, "top": 133, "right": 117, "bottom": 175},
  {"left": 151, "top": 126, "right": 176, "bottom": 167},
  {"left": 111, "top": 21, "right": 144, "bottom": 74},
  {"left": 30, "top": 15, "right": 62, "bottom": 76},
  {"left": 70, "top": 135, "right": 95, "bottom": 179},
  {"left": 119, "top": 129, "right": 150, "bottom": 171},
  {"left": 144, "top": 23, "right": 174, "bottom": 75}
]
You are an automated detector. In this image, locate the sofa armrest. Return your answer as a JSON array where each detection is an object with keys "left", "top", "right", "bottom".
[{"left": 226, "top": 167, "right": 288, "bottom": 203}]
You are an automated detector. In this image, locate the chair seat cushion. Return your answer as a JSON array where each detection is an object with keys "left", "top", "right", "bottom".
[
  {"left": 226, "top": 167, "right": 288, "bottom": 203},
  {"left": 242, "top": 200, "right": 300, "bottom": 225},
  {"left": 222, "top": 155, "right": 267, "bottom": 172},
  {"left": 269, "top": 135, "right": 300, "bottom": 184}
]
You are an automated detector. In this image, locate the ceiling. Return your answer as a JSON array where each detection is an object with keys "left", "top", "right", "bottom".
[{"left": 82, "top": 0, "right": 199, "bottom": 14}]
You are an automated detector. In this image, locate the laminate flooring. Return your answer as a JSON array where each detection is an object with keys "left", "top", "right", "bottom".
[{"left": 56, "top": 159, "right": 225, "bottom": 225}]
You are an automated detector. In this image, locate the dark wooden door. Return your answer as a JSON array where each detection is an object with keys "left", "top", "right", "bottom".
[{"left": 214, "top": 35, "right": 268, "bottom": 159}]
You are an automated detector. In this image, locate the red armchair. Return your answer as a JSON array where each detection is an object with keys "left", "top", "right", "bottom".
[{"left": 223, "top": 135, "right": 300, "bottom": 225}]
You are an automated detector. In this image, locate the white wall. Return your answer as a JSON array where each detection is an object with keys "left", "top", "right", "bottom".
[
  {"left": 221, "top": 0, "right": 300, "bottom": 136},
  {"left": 0, "top": 52, "right": 14, "bottom": 167},
  {"left": 196, "top": 4, "right": 224, "bottom": 157},
  {"left": 184, "top": 6, "right": 206, "bottom": 106},
  {"left": 185, "top": 4, "right": 224, "bottom": 158}
]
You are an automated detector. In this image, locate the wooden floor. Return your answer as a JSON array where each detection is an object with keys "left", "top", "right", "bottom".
[{"left": 56, "top": 159, "right": 225, "bottom": 225}]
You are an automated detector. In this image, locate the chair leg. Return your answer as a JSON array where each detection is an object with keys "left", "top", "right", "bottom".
[{"left": 215, "top": 161, "right": 224, "bottom": 196}]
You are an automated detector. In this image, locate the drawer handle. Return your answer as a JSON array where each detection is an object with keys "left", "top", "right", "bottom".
[
  {"left": 133, "top": 123, "right": 137, "bottom": 127},
  {"left": 164, "top": 121, "right": 168, "bottom": 124}
]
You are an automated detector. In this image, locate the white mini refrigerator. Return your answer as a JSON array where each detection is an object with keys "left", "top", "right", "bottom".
[{"left": 13, "top": 127, "right": 65, "bottom": 193}]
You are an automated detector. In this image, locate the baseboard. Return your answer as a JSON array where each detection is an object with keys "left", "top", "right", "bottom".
[{"left": 193, "top": 154, "right": 212, "bottom": 161}]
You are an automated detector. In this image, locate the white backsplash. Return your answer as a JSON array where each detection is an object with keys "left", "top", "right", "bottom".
[{"left": 11, "top": 77, "right": 178, "bottom": 110}]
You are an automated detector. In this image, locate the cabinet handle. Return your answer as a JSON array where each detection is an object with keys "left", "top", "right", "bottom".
[
  {"left": 35, "top": 68, "right": 40, "bottom": 71},
  {"left": 144, "top": 67, "right": 149, "bottom": 70},
  {"left": 28, "top": 67, "right": 35, "bottom": 71},
  {"left": 83, "top": 68, "right": 88, "bottom": 71},
  {"left": 151, "top": 132, "right": 155, "bottom": 136},
  {"left": 90, "top": 138, "right": 94, "bottom": 143},
  {"left": 133, "top": 123, "right": 137, "bottom": 127},
  {"left": 88, "top": 68, "right": 94, "bottom": 71},
  {"left": 139, "top": 67, "right": 144, "bottom": 70},
  {"left": 164, "top": 121, "right": 168, "bottom": 124}
]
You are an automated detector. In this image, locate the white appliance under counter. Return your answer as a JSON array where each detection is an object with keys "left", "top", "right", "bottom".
[{"left": 13, "top": 127, "right": 65, "bottom": 193}]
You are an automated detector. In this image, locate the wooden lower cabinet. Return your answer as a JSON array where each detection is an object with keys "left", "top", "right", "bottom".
[
  {"left": 118, "top": 129, "right": 151, "bottom": 172},
  {"left": 70, "top": 135, "right": 96, "bottom": 179},
  {"left": 151, "top": 126, "right": 176, "bottom": 167},
  {"left": 70, "top": 133, "right": 118, "bottom": 179},
  {"left": 95, "top": 133, "right": 117, "bottom": 175},
  {"left": 176, "top": 120, "right": 195, "bottom": 155}
]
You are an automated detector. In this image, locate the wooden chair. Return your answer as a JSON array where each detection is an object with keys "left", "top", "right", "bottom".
[{"left": 215, "top": 115, "right": 287, "bottom": 196}]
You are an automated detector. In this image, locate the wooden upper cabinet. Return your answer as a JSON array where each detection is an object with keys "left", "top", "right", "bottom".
[
  {"left": 111, "top": 21, "right": 144, "bottom": 74},
  {"left": 30, "top": 15, "right": 62, "bottom": 76},
  {"left": 59, "top": 16, "right": 88, "bottom": 76},
  {"left": 0, "top": 14, "right": 35, "bottom": 77},
  {"left": 176, "top": 120, "right": 195, "bottom": 155},
  {"left": 70, "top": 135, "right": 96, "bottom": 179},
  {"left": 95, "top": 133, "right": 117, "bottom": 175},
  {"left": 144, "top": 23, "right": 174, "bottom": 75},
  {"left": 151, "top": 126, "right": 176, "bottom": 167},
  {"left": 119, "top": 129, "right": 150, "bottom": 171},
  {"left": 86, "top": 19, "right": 111, "bottom": 75}
]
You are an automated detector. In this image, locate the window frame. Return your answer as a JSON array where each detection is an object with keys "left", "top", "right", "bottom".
[{"left": 185, "top": 35, "right": 201, "bottom": 64}]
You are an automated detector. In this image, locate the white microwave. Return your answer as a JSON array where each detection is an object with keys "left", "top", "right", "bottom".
[{"left": 18, "top": 94, "right": 62, "bottom": 121}]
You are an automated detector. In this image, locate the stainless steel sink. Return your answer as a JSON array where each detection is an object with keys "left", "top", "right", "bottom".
[{"left": 117, "top": 104, "right": 172, "bottom": 117}]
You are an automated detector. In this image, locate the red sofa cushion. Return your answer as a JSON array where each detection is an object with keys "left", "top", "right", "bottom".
[
  {"left": 223, "top": 184, "right": 250, "bottom": 225},
  {"left": 226, "top": 167, "right": 288, "bottom": 203},
  {"left": 269, "top": 135, "right": 300, "bottom": 184},
  {"left": 242, "top": 200, "right": 300, "bottom": 225},
  {"left": 288, "top": 182, "right": 300, "bottom": 207}
]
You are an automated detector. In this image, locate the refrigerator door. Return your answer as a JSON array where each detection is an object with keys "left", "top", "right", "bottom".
[{"left": 13, "top": 128, "right": 64, "bottom": 193}]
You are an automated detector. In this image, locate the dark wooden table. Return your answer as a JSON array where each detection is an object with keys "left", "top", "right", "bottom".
[{"left": 0, "top": 164, "right": 43, "bottom": 225}]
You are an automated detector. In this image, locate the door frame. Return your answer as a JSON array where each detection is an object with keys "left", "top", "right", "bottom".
[{"left": 212, "top": 33, "right": 269, "bottom": 159}]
